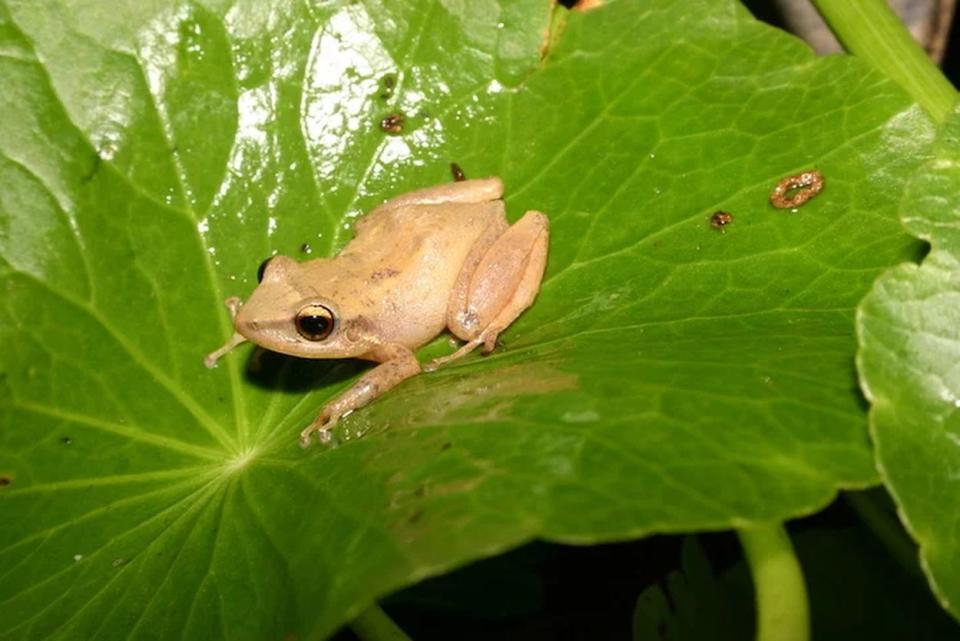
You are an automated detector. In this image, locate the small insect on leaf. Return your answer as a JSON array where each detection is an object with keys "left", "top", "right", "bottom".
[
  {"left": 770, "top": 170, "right": 824, "bottom": 209},
  {"left": 450, "top": 162, "right": 467, "bottom": 182},
  {"left": 380, "top": 113, "right": 405, "bottom": 134},
  {"left": 710, "top": 211, "right": 733, "bottom": 229}
]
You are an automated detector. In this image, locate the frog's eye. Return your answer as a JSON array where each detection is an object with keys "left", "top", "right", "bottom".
[
  {"left": 257, "top": 257, "right": 274, "bottom": 283},
  {"left": 296, "top": 304, "right": 335, "bottom": 341}
]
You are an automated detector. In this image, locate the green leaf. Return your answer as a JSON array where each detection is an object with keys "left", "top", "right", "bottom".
[
  {"left": 858, "top": 106, "right": 960, "bottom": 620},
  {"left": 0, "top": 0, "right": 932, "bottom": 638}
]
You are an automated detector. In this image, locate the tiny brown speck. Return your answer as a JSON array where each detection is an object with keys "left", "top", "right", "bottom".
[
  {"left": 450, "top": 162, "right": 466, "bottom": 182},
  {"left": 440, "top": 442, "right": 452, "bottom": 451},
  {"left": 300, "top": 243, "right": 312, "bottom": 254},
  {"left": 371, "top": 267, "right": 399, "bottom": 281},
  {"left": 770, "top": 169, "right": 824, "bottom": 209},
  {"left": 710, "top": 211, "right": 733, "bottom": 229},
  {"left": 0, "top": 476, "right": 10, "bottom": 487},
  {"left": 61, "top": 436, "right": 73, "bottom": 445},
  {"left": 380, "top": 113, "right": 405, "bottom": 134}
]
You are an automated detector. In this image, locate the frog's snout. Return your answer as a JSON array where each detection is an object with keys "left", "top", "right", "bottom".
[{"left": 233, "top": 314, "right": 259, "bottom": 341}]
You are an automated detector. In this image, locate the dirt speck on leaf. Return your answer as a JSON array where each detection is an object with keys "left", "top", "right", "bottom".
[
  {"left": 710, "top": 211, "right": 733, "bottom": 230},
  {"left": 378, "top": 73, "right": 396, "bottom": 100}
]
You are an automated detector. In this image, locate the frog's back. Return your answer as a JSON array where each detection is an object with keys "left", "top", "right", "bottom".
[{"left": 324, "top": 199, "right": 504, "bottom": 347}]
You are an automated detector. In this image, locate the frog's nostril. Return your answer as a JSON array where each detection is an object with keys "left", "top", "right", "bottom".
[{"left": 233, "top": 313, "right": 258, "bottom": 338}]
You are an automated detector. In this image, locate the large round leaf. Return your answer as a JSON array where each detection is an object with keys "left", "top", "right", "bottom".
[{"left": 0, "top": 0, "right": 931, "bottom": 638}]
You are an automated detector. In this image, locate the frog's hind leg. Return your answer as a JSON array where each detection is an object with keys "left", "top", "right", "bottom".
[{"left": 425, "top": 211, "right": 549, "bottom": 371}]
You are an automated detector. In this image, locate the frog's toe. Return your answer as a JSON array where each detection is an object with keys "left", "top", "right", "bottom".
[
  {"left": 299, "top": 412, "right": 339, "bottom": 448},
  {"left": 481, "top": 332, "right": 501, "bottom": 353},
  {"left": 425, "top": 338, "right": 483, "bottom": 371}
]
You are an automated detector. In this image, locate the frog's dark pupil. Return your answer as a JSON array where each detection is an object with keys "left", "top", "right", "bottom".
[
  {"left": 299, "top": 314, "right": 331, "bottom": 339},
  {"left": 257, "top": 257, "right": 274, "bottom": 283}
]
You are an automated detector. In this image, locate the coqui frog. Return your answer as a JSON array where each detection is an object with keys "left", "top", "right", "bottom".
[{"left": 205, "top": 177, "right": 549, "bottom": 447}]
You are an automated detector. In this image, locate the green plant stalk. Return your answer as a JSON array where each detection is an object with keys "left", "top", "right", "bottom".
[
  {"left": 738, "top": 523, "right": 809, "bottom": 641},
  {"left": 349, "top": 604, "right": 413, "bottom": 641},
  {"left": 810, "top": 0, "right": 957, "bottom": 123}
]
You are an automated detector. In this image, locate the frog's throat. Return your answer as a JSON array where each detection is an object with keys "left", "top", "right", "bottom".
[{"left": 204, "top": 332, "right": 247, "bottom": 369}]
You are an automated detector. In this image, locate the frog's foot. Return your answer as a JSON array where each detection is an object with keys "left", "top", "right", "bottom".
[
  {"left": 424, "top": 340, "right": 480, "bottom": 372},
  {"left": 204, "top": 297, "right": 247, "bottom": 368},
  {"left": 480, "top": 330, "right": 502, "bottom": 353},
  {"left": 224, "top": 296, "right": 243, "bottom": 319},
  {"left": 299, "top": 411, "right": 339, "bottom": 448},
  {"left": 423, "top": 328, "right": 501, "bottom": 372},
  {"left": 204, "top": 332, "right": 247, "bottom": 369}
]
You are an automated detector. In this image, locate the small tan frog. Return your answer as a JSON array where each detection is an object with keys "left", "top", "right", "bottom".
[{"left": 205, "top": 178, "right": 549, "bottom": 447}]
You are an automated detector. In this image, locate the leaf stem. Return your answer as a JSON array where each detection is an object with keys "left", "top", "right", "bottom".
[
  {"left": 738, "top": 523, "right": 810, "bottom": 641},
  {"left": 810, "top": 0, "right": 956, "bottom": 123},
  {"left": 349, "top": 604, "right": 413, "bottom": 641}
]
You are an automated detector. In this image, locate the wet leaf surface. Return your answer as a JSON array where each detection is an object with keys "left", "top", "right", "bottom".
[{"left": 0, "top": 0, "right": 932, "bottom": 638}]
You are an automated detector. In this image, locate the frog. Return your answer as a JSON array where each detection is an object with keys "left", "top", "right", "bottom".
[{"left": 204, "top": 177, "right": 549, "bottom": 447}]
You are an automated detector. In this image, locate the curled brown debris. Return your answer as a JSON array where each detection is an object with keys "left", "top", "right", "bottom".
[{"left": 770, "top": 169, "right": 824, "bottom": 209}]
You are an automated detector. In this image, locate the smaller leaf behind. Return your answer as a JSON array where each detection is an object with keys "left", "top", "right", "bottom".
[{"left": 858, "top": 106, "right": 960, "bottom": 621}]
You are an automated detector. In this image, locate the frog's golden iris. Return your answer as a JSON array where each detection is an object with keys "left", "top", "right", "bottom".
[{"left": 296, "top": 304, "right": 335, "bottom": 341}]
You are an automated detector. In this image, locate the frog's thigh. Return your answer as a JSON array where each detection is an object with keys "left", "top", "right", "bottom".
[
  {"left": 446, "top": 215, "right": 508, "bottom": 328},
  {"left": 449, "top": 210, "right": 549, "bottom": 343}
]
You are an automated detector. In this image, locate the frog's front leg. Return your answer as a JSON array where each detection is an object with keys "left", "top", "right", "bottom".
[
  {"left": 299, "top": 344, "right": 421, "bottom": 447},
  {"left": 204, "top": 296, "right": 247, "bottom": 368},
  {"left": 425, "top": 210, "right": 549, "bottom": 371}
]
